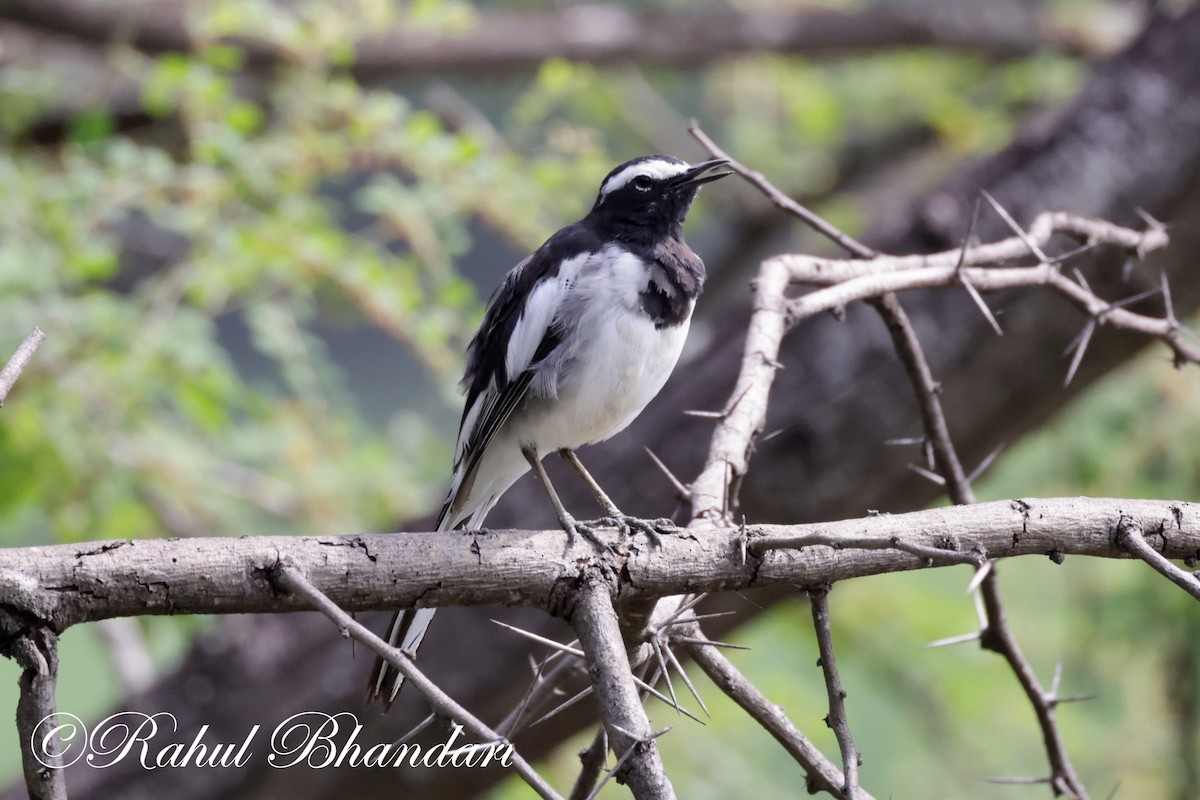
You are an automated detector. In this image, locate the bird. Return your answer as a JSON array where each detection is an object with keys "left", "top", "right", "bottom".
[{"left": 369, "top": 154, "right": 731, "bottom": 705}]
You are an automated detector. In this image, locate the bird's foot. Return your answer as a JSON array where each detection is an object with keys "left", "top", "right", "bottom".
[
  {"left": 557, "top": 512, "right": 611, "bottom": 551},
  {"left": 588, "top": 515, "right": 678, "bottom": 546}
]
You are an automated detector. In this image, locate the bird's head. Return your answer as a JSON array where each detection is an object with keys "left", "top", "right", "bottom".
[{"left": 589, "top": 155, "right": 731, "bottom": 233}]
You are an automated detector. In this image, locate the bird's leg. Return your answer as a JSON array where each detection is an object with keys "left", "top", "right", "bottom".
[
  {"left": 522, "top": 446, "right": 606, "bottom": 548},
  {"left": 558, "top": 448, "right": 622, "bottom": 517},
  {"left": 558, "top": 449, "right": 672, "bottom": 543}
]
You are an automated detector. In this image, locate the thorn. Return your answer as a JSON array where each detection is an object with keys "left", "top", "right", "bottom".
[
  {"left": 907, "top": 462, "right": 946, "bottom": 486},
  {"left": 1051, "top": 659, "right": 1063, "bottom": 696},
  {"left": 1121, "top": 256, "right": 1137, "bottom": 283},
  {"left": 986, "top": 775, "right": 1053, "bottom": 785},
  {"left": 1103, "top": 285, "right": 1162, "bottom": 314},
  {"left": 1051, "top": 240, "right": 1100, "bottom": 265},
  {"left": 632, "top": 673, "right": 704, "bottom": 724},
  {"left": 955, "top": 196, "right": 982, "bottom": 271},
  {"left": 662, "top": 641, "right": 711, "bottom": 717},
  {"left": 650, "top": 640, "right": 679, "bottom": 712},
  {"left": 492, "top": 619, "right": 585, "bottom": 657},
  {"left": 661, "top": 610, "right": 739, "bottom": 627},
  {"left": 1049, "top": 692, "right": 1096, "bottom": 706},
  {"left": 973, "top": 587, "right": 988, "bottom": 628},
  {"left": 1064, "top": 319, "right": 1096, "bottom": 386},
  {"left": 672, "top": 636, "right": 751, "bottom": 651},
  {"left": 1071, "top": 267, "right": 1092, "bottom": 295},
  {"left": 884, "top": 436, "right": 925, "bottom": 446},
  {"left": 645, "top": 446, "right": 690, "bottom": 499},
  {"left": 966, "top": 560, "right": 993, "bottom": 594},
  {"left": 924, "top": 631, "right": 982, "bottom": 648},
  {"left": 961, "top": 276, "right": 1003, "bottom": 336},
  {"left": 529, "top": 685, "right": 594, "bottom": 728},
  {"left": 967, "top": 444, "right": 1005, "bottom": 484},
  {"left": 1161, "top": 272, "right": 1178, "bottom": 329},
  {"left": 391, "top": 713, "right": 436, "bottom": 747},
  {"left": 1135, "top": 207, "right": 1165, "bottom": 231},
  {"left": 656, "top": 593, "right": 711, "bottom": 629},
  {"left": 981, "top": 190, "right": 1049, "bottom": 263}
]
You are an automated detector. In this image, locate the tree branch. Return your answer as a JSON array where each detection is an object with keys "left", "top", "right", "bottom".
[
  {"left": 0, "top": 498, "right": 1194, "bottom": 632},
  {"left": 3, "top": 627, "right": 66, "bottom": 800},
  {"left": 679, "top": 618, "right": 864, "bottom": 798},
  {"left": 0, "top": 1, "right": 1089, "bottom": 81},
  {"left": 568, "top": 579, "right": 675, "bottom": 800},
  {"left": 808, "top": 589, "right": 864, "bottom": 800},
  {"left": 1116, "top": 514, "right": 1200, "bottom": 601},
  {"left": 272, "top": 563, "right": 563, "bottom": 800},
  {"left": 978, "top": 568, "right": 1090, "bottom": 798},
  {"left": 0, "top": 327, "right": 45, "bottom": 407}
]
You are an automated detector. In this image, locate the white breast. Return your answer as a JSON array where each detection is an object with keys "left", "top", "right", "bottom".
[{"left": 509, "top": 247, "right": 693, "bottom": 451}]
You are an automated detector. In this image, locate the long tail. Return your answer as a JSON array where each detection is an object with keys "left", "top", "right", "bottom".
[{"left": 367, "top": 484, "right": 498, "bottom": 707}]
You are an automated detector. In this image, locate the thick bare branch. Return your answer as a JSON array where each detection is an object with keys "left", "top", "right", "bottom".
[
  {"left": 4, "top": 627, "right": 67, "bottom": 800},
  {"left": 0, "top": 498, "right": 1194, "bottom": 632}
]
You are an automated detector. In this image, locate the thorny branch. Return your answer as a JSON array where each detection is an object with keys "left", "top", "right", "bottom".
[
  {"left": 677, "top": 617, "right": 866, "bottom": 799},
  {"left": 685, "top": 126, "right": 1196, "bottom": 798},
  {"left": 272, "top": 564, "right": 563, "bottom": 800},
  {"left": 978, "top": 568, "right": 1090, "bottom": 798},
  {"left": 808, "top": 589, "right": 864, "bottom": 800},
  {"left": 568, "top": 579, "right": 675, "bottom": 800},
  {"left": 871, "top": 272, "right": 1090, "bottom": 797}
]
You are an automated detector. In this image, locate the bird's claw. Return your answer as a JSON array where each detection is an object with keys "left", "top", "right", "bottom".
[
  {"left": 584, "top": 514, "right": 676, "bottom": 546},
  {"left": 559, "top": 514, "right": 612, "bottom": 551}
]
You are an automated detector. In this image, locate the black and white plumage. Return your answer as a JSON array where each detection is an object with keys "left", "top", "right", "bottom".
[{"left": 369, "top": 154, "right": 730, "bottom": 705}]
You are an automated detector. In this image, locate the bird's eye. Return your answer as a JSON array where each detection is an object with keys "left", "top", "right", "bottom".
[{"left": 631, "top": 175, "right": 653, "bottom": 191}]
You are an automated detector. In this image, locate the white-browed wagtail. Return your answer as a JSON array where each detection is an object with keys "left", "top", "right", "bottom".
[{"left": 370, "top": 154, "right": 730, "bottom": 705}]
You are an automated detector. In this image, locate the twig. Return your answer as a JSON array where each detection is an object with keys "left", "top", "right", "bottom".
[
  {"left": 979, "top": 568, "right": 1091, "bottom": 799},
  {"left": 751, "top": 530, "right": 983, "bottom": 567},
  {"left": 568, "top": 727, "right": 608, "bottom": 800},
  {"left": 0, "top": 327, "right": 46, "bottom": 407},
  {"left": 689, "top": 123, "right": 877, "bottom": 258},
  {"left": 1116, "top": 516, "right": 1200, "bottom": 601},
  {"left": 569, "top": 579, "right": 677, "bottom": 799},
  {"left": 868, "top": 294, "right": 975, "bottom": 505},
  {"left": 678, "top": 619, "right": 870, "bottom": 799},
  {"left": 809, "top": 588, "right": 865, "bottom": 799},
  {"left": 272, "top": 563, "right": 564, "bottom": 800}
]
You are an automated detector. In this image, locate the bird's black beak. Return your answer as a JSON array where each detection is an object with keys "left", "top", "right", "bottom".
[{"left": 669, "top": 158, "right": 733, "bottom": 190}]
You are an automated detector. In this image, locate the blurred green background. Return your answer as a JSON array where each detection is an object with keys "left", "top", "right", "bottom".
[{"left": 0, "top": 0, "right": 1196, "bottom": 797}]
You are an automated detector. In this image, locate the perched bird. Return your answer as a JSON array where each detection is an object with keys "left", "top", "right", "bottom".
[{"left": 369, "top": 154, "right": 730, "bottom": 705}]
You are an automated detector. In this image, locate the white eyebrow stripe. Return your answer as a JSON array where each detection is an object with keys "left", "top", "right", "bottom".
[{"left": 600, "top": 159, "right": 690, "bottom": 198}]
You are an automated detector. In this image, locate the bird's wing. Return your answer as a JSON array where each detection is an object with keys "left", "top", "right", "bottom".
[{"left": 437, "top": 224, "right": 597, "bottom": 527}]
